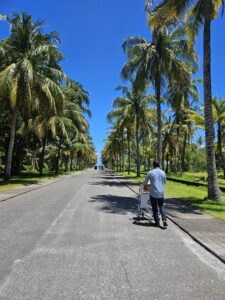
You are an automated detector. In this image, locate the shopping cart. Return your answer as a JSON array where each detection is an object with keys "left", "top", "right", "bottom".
[{"left": 136, "top": 184, "right": 152, "bottom": 220}]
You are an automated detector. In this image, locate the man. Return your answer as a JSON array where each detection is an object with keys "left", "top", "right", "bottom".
[{"left": 143, "top": 160, "right": 167, "bottom": 228}]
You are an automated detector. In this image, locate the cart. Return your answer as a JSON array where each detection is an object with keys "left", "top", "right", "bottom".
[{"left": 136, "top": 184, "right": 152, "bottom": 220}]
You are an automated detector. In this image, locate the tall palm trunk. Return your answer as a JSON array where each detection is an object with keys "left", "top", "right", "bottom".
[
  {"left": 176, "top": 127, "right": 182, "bottom": 172},
  {"left": 166, "top": 153, "right": 169, "bottom": 173},
  {"left": 136, "top": 114, "right": 140, "bottom": 177},
  {"left": 203, "top": 2, "right": 222, "bottom": 202},
  {"left": 181, "top": 132, "right": 188, "bottom": 172},
  {"left": 55, "top": 136, "right": 63, "bottom": 175},
  {"left": 4, "top": 109, "right": 17, "bottom": 181},
  {"left": 121, "top": 130, "right": 125, "bottom": 173},
  {"left": 70, "top": 156, "right": 73, "bottom": 171},
  {"left": 156, "top": 74, "right": 162, "bottom": 164},
  {"left": 127, "top": 130, "right": 131, "bottom": 175},
  {"left": 39, "top": 136, "right": 47, "bottom": 176},
  {"left": 116, "top": 155, "right": 119, "bottom": 172},
  {"left": 217, "top": 122, "right": 223, "bottom": 170},
  {"left": 143, "top": 137, "right": 147, "bottom": 171},
  {"left": 31, "top": 150, "right": 37, "bottom": 171},
  {"left": 162, "top": 146, "right": 165, "bottom": 171}
]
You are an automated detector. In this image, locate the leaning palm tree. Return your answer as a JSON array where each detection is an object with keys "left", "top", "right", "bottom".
[
  {"left": 121, "top": 21, "right": 196, "bottom": 164},
  {"left": 145, "top": 0, "right": 223, "bottom": 201},
  {"left": 0, "top": 13, "right": 66, "bottom": 181}
]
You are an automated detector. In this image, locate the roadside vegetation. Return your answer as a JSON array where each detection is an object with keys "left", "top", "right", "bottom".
[
  {"left": 0, "top": 13, "right": 97, "bottom": 188},
  {"left": 0, "top": 169, "right": 80, "bottom": 192},
  {"left": 102, "top": 1, "right": 225, "bottom": 204}
]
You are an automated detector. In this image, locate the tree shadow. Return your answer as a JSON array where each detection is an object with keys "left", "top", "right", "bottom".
[
  {"left": 89, "top": 194, "right": 138, "bottom": 215},
  {"left": 90, "top": 173, "right": 140, "bottom": 187},
  {"left": 166, "top": 198, "right": 205, "bottom": 215},
  {"left": 166, "top": 197, "right": 225, "bottom": 216},
  {"left": 90, "top": 180, "right": 124, "bottom": 188}
]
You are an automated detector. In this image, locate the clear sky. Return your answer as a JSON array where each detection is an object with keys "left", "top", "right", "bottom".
[{"left": 1, "top": 0, "right": 225, "bottom": 162}]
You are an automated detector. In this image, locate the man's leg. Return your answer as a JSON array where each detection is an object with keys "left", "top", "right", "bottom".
[
  {"left": 150, "top": 196, "right": 160, "bottom": 225},
  {"left": 158, "top": 198, "right": 167, "bottom": 227}
]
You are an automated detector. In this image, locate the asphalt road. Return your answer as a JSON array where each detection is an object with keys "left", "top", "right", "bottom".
[{"left": 0, "top": 170, "right": 225, "bottom": 300}]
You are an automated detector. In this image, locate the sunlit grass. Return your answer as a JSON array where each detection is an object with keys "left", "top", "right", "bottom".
[
  {"left": 167, "top": 171, "right": 225, "bottom": 187},
  {"left": 117, "top": 171, "right": 225, "bottom": 221}
]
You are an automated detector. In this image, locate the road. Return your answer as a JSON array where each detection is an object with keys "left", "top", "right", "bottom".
[{"left": 0, "top": 170, "right": 225, "bottom": 300}]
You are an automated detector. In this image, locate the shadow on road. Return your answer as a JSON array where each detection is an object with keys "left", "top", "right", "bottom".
[
  {"left": 89, "top": 194, "right": 138, "bottom": 215},
  {"left": 90, "top": 179, "right": 139, "bottom": 187}
]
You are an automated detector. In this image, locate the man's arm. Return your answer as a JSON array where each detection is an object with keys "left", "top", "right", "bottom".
[{"left": 143, "top": 172, "right": 151, "bottom": 188}]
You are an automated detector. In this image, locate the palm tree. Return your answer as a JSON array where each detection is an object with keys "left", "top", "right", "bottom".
[
  {"left": 0, "top": 13, "right": 66, "bottom": 181},
  {"left": 212, "top": 97, "right": 225, "bottom": 176},
  {"left": 121, "top": 21, "right": 196, "bottom": 164},
  {"left": 166, "top": 78, "right": 202, "bottom": 171},
  {"left": 107, "top": 100, "right": 133, "bottom": 174},
  {"left": 145, "top": 0, "right": 224, "bottom": 201},
  {"left": 108, "top": 82, "right": 155, "bottom": 176},
  {"left": 162, "top": 116, "right": 176, "bottom": 172}
]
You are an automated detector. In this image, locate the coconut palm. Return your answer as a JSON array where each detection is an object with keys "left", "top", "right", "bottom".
[
  {"left": 107, "top": 100, "right": 134, "bottom": 173},
  {"left": 108, "top": 82, "right": 155, "bottom": 176},
  {"left": 121, "top": 21, "right": 196, "bottom": 164},
  {"left": 145, "top": 0, "right": 224, "bottom": 201},
  {"left": 0, "top": 12, "right": 66, "bottom": 181},
  {"left": 166, "top": 78, "right": 202, "bottom": 171}
]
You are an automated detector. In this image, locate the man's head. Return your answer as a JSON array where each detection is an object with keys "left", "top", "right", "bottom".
[{"left": 153, "top": 160, "right": 160, "bottom": 168}]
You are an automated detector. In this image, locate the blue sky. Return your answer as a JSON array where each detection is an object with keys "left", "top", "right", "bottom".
[{"left": 1, "top": 0, "right": 225, "bottom": 162}]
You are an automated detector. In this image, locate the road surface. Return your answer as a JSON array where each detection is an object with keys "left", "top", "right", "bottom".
[{"left": 0, "top": 170, "right": 225, "bottom": 299}]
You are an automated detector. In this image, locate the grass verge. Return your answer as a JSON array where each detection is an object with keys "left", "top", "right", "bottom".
[
  {"left": 117, "top": 171, "right": 225, "bottom": 222},
  {"left": 0, "top": 170, "right": 79, "bottom": 192},
  {"left": 167, "top": 171, "right": 225, "bottom": 188}
]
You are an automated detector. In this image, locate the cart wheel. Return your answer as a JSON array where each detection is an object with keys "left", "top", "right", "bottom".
[{"left": 136, "top": 214, "right": 140, "bottom": 221}]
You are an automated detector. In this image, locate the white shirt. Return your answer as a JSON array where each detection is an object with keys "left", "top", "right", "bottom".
[{"left": 144, "top": 167, "right": 166, "bottom": 198}]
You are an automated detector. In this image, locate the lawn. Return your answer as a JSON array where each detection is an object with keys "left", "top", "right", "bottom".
[
  {"left": 0, "top": 170, "right": 78, "bottom": 192},
  {"left": 117, "top": 171, "right": 225, "bottom": 221},
  {"left": 167, "top": 171, "right": 225, "bottom": 188}
]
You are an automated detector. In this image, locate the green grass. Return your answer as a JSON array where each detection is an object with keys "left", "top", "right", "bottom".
[
  {"left": 0, "top": 170, "right": 79, "bottom": 192},
  {"left": 167, "top": 171, "right": 225, "bottom": 188},
  {"left": 117, "top": 171, "right": 225, "bottom": 221},
  {"left": 165, "top": 181, "right": 225, "bottom": 221}
]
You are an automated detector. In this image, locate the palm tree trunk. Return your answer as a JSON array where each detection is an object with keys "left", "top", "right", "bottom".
[
  {"left": 143, "top": 137, "right": 147, "bottom": 171},
  {"left": 39, "top": 137, "right": 47, "bottom": 176},
  {"left": 166, "top": 153, "right": 169, "bottom": 173},
  {"left": 136, "top": 115, "right": 140, "bottom": 177},
  {"left": 55, "top": 136, "right": 63, "bottom": 175},
  {"left": 181, "top": 132, "right": 188, "bottom": 172},
  {"left": 156, "top": 75, "right": 162, "bottom": 164},
  {"left": 217, "top": 122, "right": 223, "bottom": 170},
  {"left": 4, "top": 109, "right": 17, "bottom": 181},
  {"left": 121, "top": 130, "right": 125, "bottom": 173},
  {"left": 70, "top": 156, "right": 73, "bottom": 171},
  {"left": 127, "top": 131, "right": 131, "bottom": 175},
  {"left": 31, "top": 150, "right": 37, "bottom": 171},
  {"left": 203, "top": 3, "right": 222, "bottom": 202},
  {"left": 162, "top": 147, "right": 165, "bottom": 171}
]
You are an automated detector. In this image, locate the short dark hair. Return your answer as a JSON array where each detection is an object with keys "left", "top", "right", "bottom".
[{"left": 153, "top": 160, "right": 160, "bottom": 168}]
